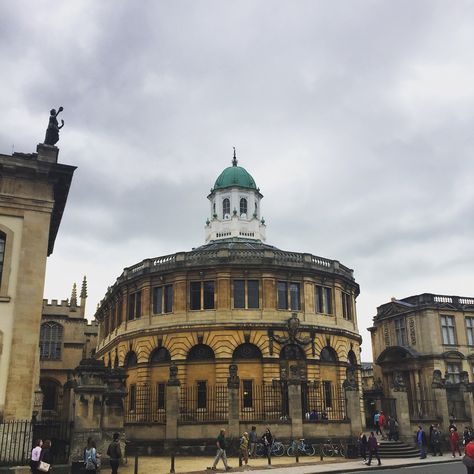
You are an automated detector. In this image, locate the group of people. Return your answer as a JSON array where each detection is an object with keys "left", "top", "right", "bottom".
[
  {"left": 211, "top": 426, "right": 274, "bottom": 471},
  {"left": 358, "top": 431, "right": 382, "bottom": 466},
  {"left": 373, "top": 410, "right": 399, "bottom": 441},
  {"left": 30, "top": 433, "right": 122, "bottom": 474}
]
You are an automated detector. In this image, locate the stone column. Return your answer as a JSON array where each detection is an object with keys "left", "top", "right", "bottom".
[
  {"left": 227, "top": 364, "right": 240, "bottom": 443},
  {"left": 344, "top": 368, "right": 363, "bottom": 436},
  {"left": 288, "top": 381, "right": 303, "bottom": 439},
  {"left": 432, "top": 387, "right": 450, "bottom": 430},
  {"left": 165, "top": 362, "right": 180, "bottom": 445}
]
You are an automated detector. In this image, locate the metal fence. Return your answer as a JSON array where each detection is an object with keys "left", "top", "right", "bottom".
[
  {"left": 0, "top": 419, "right": 72, "bottom": 466},
  {"left": 125, "top": 384, "right": 167, "bottom": 424},
  {"left": 239, "top": 383, "right": 289, "bottom": 422},
  {"left": 409, "top": 398, "right": 439, "bottom": 420},
  {"left": 302, "top": 383, "right": 346, "bottom": 421},
  {"left": 179, "top": 385, "right": 228, "bottom": 422}
]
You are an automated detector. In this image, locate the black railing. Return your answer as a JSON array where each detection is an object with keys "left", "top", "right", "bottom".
[
  {"left": 125, "top": 384, "right": 166, "bottom": 423},
  {"left": 239, "top": 383, "right": 289, "bottom": 421},
  {"left": 409, "top": 398, "right": 439, "bottom": 420},
  {"left": 0, "top": 419, "right": 73, "bottom": 466},
  {"left": 179, "top": 385, "right": 228, "bottom": 423},
  {"left": 302, "top": 384, "right": 346, "bottom": 421}
]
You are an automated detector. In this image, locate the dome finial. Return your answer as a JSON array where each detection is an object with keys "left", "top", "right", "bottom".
[{"left": 232, "top": 146, "right": 238, "bottom": 166}]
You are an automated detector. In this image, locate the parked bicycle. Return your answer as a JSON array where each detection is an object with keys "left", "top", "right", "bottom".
[
  {"left": 287, "top": 438, "right": 316, "bottom": 456},
  {"left": 322, "top": 439, "right": 345, "bottom": 457},
  {"left": 255, "top": 440, "right": 286, "bottom": 457}
]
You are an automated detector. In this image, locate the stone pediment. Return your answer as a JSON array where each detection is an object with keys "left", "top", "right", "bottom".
[{"left": 377, "top": 301, "right": 413, "bottom": 319}]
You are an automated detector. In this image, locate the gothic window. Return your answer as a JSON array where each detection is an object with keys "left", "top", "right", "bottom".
[
  {"left": 124, "top": 351, "right": 138, "bottom": 368},
  {"left": 189, "top": 281, "right": 215, "bottom": 310},
  {"left": 40, "top": 322, "right": 63, "bottom": 360},
  {"left": 320, "top": 346, "right": 338, "bottom": 363},
  {"left": 240, "top": 198, "right": 247, "bottom": 216},
  {"left": 315, "top": 285, "right": 333, "bottom": 314},
  {"left": 233, "top": 343, "right": 262, "bottom": 360},
  {"left": 223, "top": 198, "right": 230, "bottom": 218},
  {"left": 187, "top": 344, "right": 215, "bottom": 361},
  {"left": 0, "top": 232, "right": 5, "bottom": 285},
  {"left": 150, "top": 347, "right": 171, "bottom": 364}
]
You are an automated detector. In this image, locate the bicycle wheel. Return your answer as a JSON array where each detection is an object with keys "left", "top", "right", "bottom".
[
  {"left": 322, "top": 445, "right": 333, "bottom": 457},
  {"left": 305, "top": 445, "right": 316, "bottom": 456},
  {"left": 287, "top": 445, "right": 296, "bottom": 456},
  {"left": 273, "top": 443, "right": 285, "bottom": 456},
  {"left": 339, "top": 445, "right": 345, "bottom": 457},
  {"left": 256, "top": 443, "right": 265, "bottom": 457}
]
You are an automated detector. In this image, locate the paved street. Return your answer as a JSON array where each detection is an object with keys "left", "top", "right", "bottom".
[{"left": 347, "top": 461, "right": 466, "bottom": 474}]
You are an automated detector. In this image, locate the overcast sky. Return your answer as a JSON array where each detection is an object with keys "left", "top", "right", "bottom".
[{"left": 1, "top": 1, "right": 473, "bottom": 361}]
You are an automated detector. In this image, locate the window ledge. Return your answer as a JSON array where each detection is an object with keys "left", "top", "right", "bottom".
[{"left": 0, "top": 296, "right": 11, "bottom": 303}]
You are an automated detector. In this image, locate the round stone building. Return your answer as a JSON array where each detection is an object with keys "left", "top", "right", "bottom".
[{"left": 95, "top": 152, "right": 363, "bottom": 446}]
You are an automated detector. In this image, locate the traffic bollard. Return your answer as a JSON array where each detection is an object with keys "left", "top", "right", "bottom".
[
  {"left": 134, "top": 455, "right": 138, "bottom": 474},
  {"left": 170, "top": 452, "right": 175, "bottom": 473}
]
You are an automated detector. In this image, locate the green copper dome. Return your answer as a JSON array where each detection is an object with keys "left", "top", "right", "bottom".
[{"left": 213, "top": 152, "right": 257, "bottom": 191}]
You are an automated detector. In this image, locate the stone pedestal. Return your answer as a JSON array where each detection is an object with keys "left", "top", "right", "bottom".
[
  {"left": 288, "top": 382, "right": 303, "bottom": 439},
  {"left": 36, "top": 143, "right": 59, "bottom": 163},
  {"left": 165, "top": 362, "right": 180, "bottom": 446},
  {"left": 227, "top": 364, "right": 240, "bottom": 443},
  {"left": 432, "top": 387, "right": 450, "bottom": 430},
  {"left": 345, "top": 388, "right": 363, "bottom": 436},
  {"left": 389, "top": 388, "right": 411, "bottom": 442}
]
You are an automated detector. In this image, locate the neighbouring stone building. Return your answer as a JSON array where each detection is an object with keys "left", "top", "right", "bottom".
[
  {"left": 94, "top": 151, "right": 364, "bottom": 449},
  {"left": 0, "top": 144, "right": 75, "bottom": 421},
  {"left": 369, "top": 293, "right": 474, "bottom": 440},
  {"left": 39, "top": 277, "right": 99, "bottom": 421}
]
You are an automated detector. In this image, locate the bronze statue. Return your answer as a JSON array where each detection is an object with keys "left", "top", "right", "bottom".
[{"left": 44, "top": 106, "right": 64, "bottom": 146}]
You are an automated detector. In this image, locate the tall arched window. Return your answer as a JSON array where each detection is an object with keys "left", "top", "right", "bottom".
[
  {"left": 320, "top": 346, "right": 338, "bottom": 363},
  {"left": 40, "top": 322, "right": 64, "bottom": 360},
  {"left": 187, "top": 344, "right": 215, "bottom": 361},
  {"left": 0, "top": 232, "right": 5, "bottom": 285},
  {"left": 233, "top": 343, "right": 262, "bottom": 360},
  {"left": 240, "top": 198, "right": 247, "bottom": 216},
  {"left": 222, "top": 198, "right": 230, "bottom": 218},
  {"left": 150, "top": 347, "right": 171, "bottom": 364},
  {"left": 348, "top": 350, "right": 358, "bottom": 367}
]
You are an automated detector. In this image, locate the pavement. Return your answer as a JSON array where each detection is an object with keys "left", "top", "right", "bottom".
[{"left": 115, "top": 454, "right": 464, "bottom": 474}]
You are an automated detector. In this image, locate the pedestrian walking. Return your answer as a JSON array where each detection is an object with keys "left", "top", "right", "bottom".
[
  {"left": 84, "top": 438, "right": 98, "bottom": 473},
  {"left": 431, "top": 426, "right": 443, "bottom": 456},
  {"left": 358, "top": 432, "right": 368, "bottom": 462},
  {"left": 39, "top": 439, "right": 53, "bottom": 472},
  {"left": 378, "top": 411, "right": 386, "bottom": 439},
  {"left": 374, "top": 411, "right": 381, "bottom": 435},
  {"left": 463, "top": 436, "right": 474, "bottom": 474},
  {"left": 464, "top": 427, "right": 472, "bottom": 447},
  {"left": 107, "top": 432, "right": 122, "bottom": 474},
  {"left": 249, "top": 426, "right": 257, "bottom": 459},
  {"left": 366, "top": 432, "right": 381, "bottom": 466},
  {"left": 417, "top": 425, "right": 428, "bottom": 459},
  {"left": 262, "top": 428, "right": 273, "bottom": 458},
  {"left": 30, "top": 439, "right": 42, "bottom": 473},
  {"left": 450, "top": 427, "right": 462, "bottom": 457},
  {"left": 239, "top": 432, "right": 249, "bottom": 466},
  {"left": 387, "top": 416, "right": 398, "bottom": 441},
  {"left": 212, "top": 429, "right": 231, "bottom": 471}
]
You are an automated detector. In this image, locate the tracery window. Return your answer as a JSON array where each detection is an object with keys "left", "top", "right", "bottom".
[
  {"left": 223, "top": 198, "right": 230, "bottom": 218},
  {"left": 40, "top": 322, "right": 63, "bottom": 360},
  {"left": 240, "top": 198, "right": 247, "bottom": 216}
]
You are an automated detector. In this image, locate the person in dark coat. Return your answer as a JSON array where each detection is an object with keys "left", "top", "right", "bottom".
[
  {"left": 366, "top": 432, "right": 381, "bottom": 466},
  {"left": 417, "top": 425, "right": 428, "bottom": 459},
  {"left": 39, "top": 440, "right": 53, "bottom": 472},
  {"left": 358, "top": 432, "right": 368, "bottom": 462},
  {"left": 262, "top": 428, "right": 273, "bottom": 457},
  {"left": 431, "top": 426, "right": 443, "bottom": 456}
]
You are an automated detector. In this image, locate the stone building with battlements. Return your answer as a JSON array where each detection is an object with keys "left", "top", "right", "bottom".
[{"left": 94, "top": 152, "right": 364, "bottom": 448}]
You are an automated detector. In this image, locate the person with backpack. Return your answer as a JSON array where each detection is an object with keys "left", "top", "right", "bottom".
[
  {"left": 239, "top": 432, "right": 249, "bottom": 466},
  {"left": 107, "top": 433, "right": 122, "bottom": 474},
  {"left": 366, "top": 432, "right": 381, "bottom": 466},
  {"left": 84, "top": 438, "right": 98, "bottom": 473}
]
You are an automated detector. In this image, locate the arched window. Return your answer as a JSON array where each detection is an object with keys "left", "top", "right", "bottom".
[
  {"left": 280, "top": 344, "right": 306, "bottom": 360},
  {"left": 320, "top": 346, "right": 338, "bottom": 363},
  {"left": 222, "top": 198, "right": 230, "bottom": 218},
  {"left": 150, "top": 347, "right": 171, "bottom": 364},
  {"left": 240, "top": 198, "right": 247, "bottom": 216},
  {"left": 0, "top": 232, "right": 5, "bottom": 285},
  {"left": 348, "top": 350, "right": 358, "bottom": 367},
  {"left": 114, "top": 354, "right": 119, "bottom": 368},
  {"left": 40, "top": 322, "right": 63, "bottom": 360},
  {"left": 124, "top": 351, "right": 138, "bottom": 368},
  {"left": 40, "top": 378, "right": 61, "bottom": 412},
  {"left": 233, "top": 343, "right": 262, "bottom": 360},
  {"left": 187, "top": 344, "right": 215, "bottom": 361}
]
